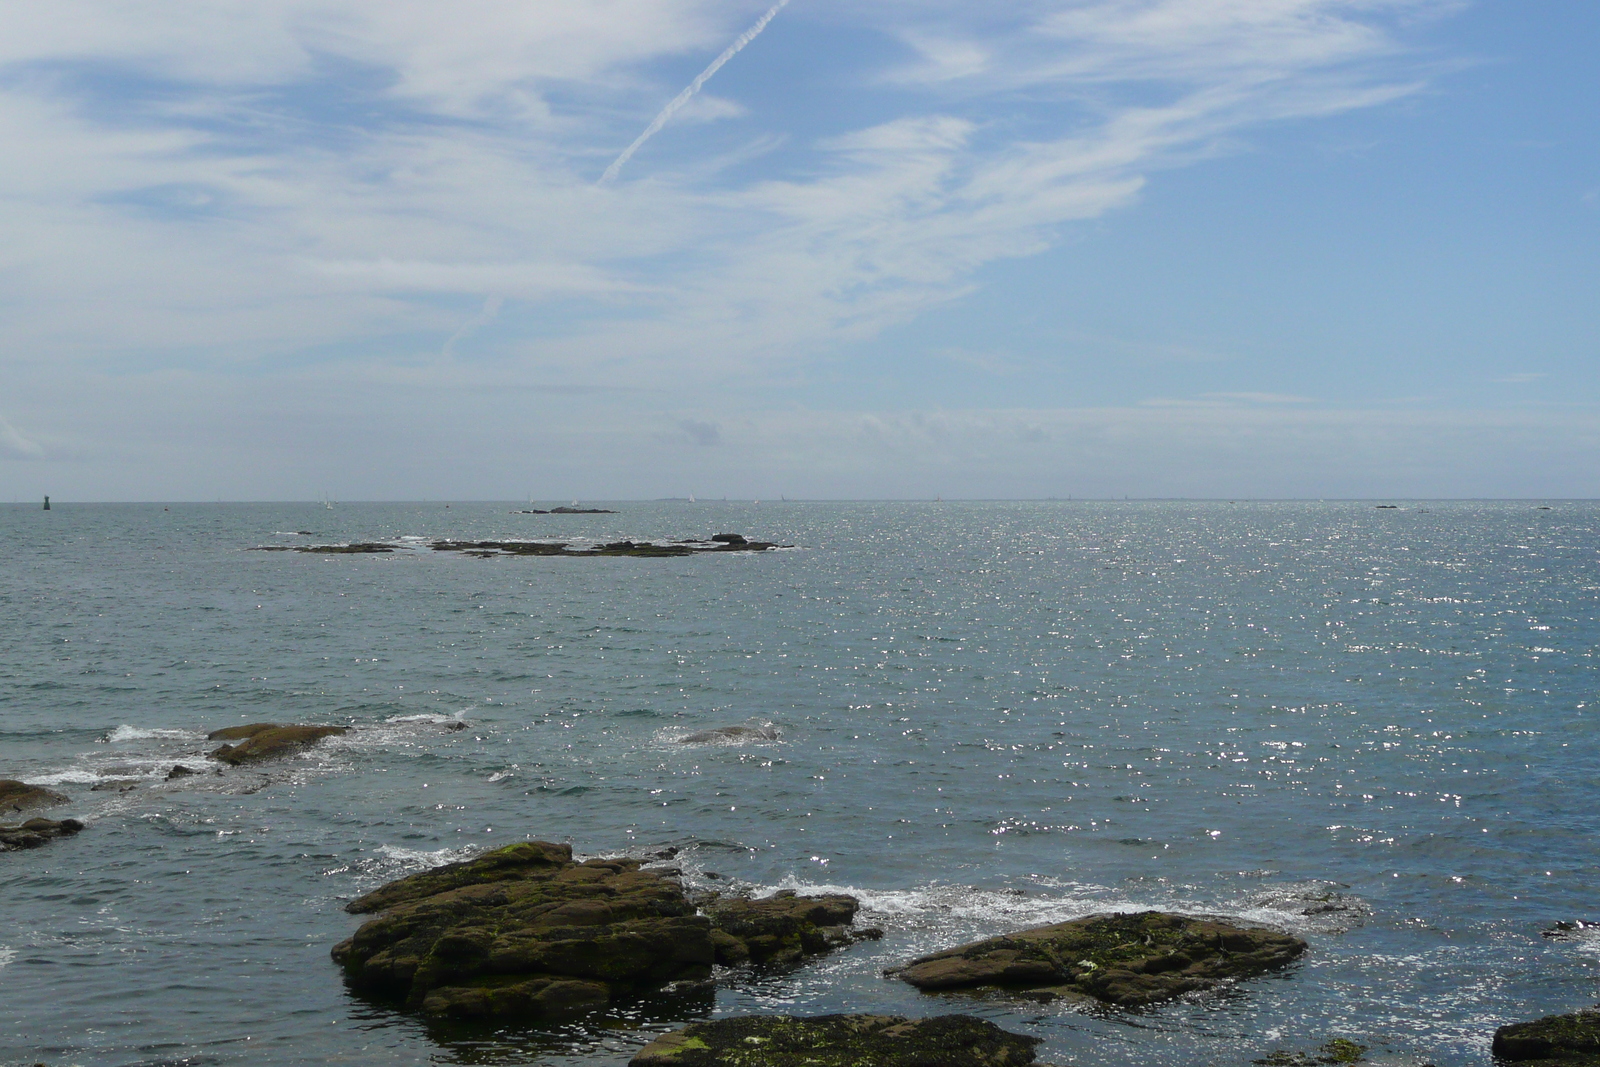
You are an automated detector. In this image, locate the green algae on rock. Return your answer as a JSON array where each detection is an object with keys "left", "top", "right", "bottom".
[
  {"left": 892, "top": 910, "right": 1306, "bottom": 1007},
  {"left": 628, "top": 1013, "right": 1040, "bottom": 1067},
  {"left": 1255, "top": 1038, "right": 1368, "bottom": 1066},
  {"left": 206, "top": 723, "right": 349, "bottom": 764},
  {"left": 0, "top": 780, "right": 67, "bottom": 815},
  {"left": 332, "top": 842, "right": 874, "bottom": 1021},
  {"left": 705, "top": 890, "right": 882, "bottom": 966},
  {"left": 1, "top": 816, "right": 84, "bottom": 851},
  {"left": 1494, "top": 1008, "right": 1600, "bottom": 1065}
]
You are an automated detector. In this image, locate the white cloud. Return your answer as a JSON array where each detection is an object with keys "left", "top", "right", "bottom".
[
  {"left": 0, "top": 416, "right": 45, "bottom": 460},
  {"left": 0, "top": 1, "right": 1481, "bottom": 496}
]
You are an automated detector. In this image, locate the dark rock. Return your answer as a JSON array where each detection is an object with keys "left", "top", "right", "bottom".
[
  {"left": 89, "top": 778, "right": 140, "bottom": 792},
  {"left": 891, "top": 910, "right": 1306, "bottom": 1007},
  {"left": 332, "top": 841, "right": 716, "bottom": 1020},
  {"left": 206, "top": 723, "right": 349, "bottom": 764},
  {"left": 706, "top": 890, "right": 880, "bottom": 967},
  {"left": 1494, "top": 1008, "right": 1600, "bottom": 1065},
  {"left": 0, "top": 780, "right": 67, "bottom": 815},
  {"left": 678, "top": 725, "right": 781, "bottom": 745},
  {"left": 0, "top": 817, "right": 85, "bottom": 851},
  {"left": 427, "top": 537, "right": 785, "bottom": 559},
  {"left": 629, "top": 1013, "right": 1040, "bottom": 1067},
  {"left": 250, "top": 543, "right": 395, "bottom": 553},
  {"left": 166, "top": 764, "right": 199, "bottom": 780},
  {"left": 1544, "top": 922, "right": 1600, "bottom": 941},
  {"left": 550, "top": 506, "right": 617, "bottom": 514},
  {"left": 1256, "top": 1038, "right": 1368, "bottom": 1066}
]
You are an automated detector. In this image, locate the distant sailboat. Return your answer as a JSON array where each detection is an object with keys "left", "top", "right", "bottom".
[{"left": 688, "top": 493, "right": 696, "bottom": 503}]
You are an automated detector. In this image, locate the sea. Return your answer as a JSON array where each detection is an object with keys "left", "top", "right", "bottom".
[{"left": 1, "top": 500, "right": 1596, "bottom": 1067}]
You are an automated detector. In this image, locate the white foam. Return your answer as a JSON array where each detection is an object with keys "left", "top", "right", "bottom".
[
  {"left": 0, "top": 946, "right": 13, "bottom": 970},
  {"left": 105, "top": 725, "right": 203, "bottom": 743}
]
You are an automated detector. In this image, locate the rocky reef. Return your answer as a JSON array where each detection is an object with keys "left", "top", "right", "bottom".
[
  {"left": 253, "top": 534, "right": 787, "bottom": 557},
  {"left": 0, "top": 816, "right": 84, "bottom": 851},
  {"left": 891, "top": 910, "right": 1306, "bottom": 1006},
  {"left": 0, "top": 779, "right": 67, "bottom": 816},
  {"left": 207, "top": 723, "right": 349, "bottom": 764},
  {"left": 1494, "top": 1008, "right": 1600, "bottom": 1065},
  {"left": 331, "top": 841, "right": 872, "bottom": 1021},
  {"left": 629, "top": 1013, "right": 1040, "bottom": 1067}
]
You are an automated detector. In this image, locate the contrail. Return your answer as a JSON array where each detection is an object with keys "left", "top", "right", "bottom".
[{"left": 599, "top": 0, "right": 790, "bottom": 184}]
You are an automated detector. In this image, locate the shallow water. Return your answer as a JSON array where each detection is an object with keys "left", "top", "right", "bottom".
[{"left": 2, "top": 500, "right": 1596, "bottom": 1067}]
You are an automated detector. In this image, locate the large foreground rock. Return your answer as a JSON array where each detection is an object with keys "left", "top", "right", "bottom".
[
  {"left": 630, "top": 1014, "right": 1039, "bottom": 1067},
  {"left": 1494, "top": 1008, "right": 1600, "bottom": 1065},
  {"left": 706, "top": 890, "right": 881, "bottom": 966},
  {"left": 332, "top": 841, "right": 870, "bottom": 1021},
  {"left": 0, "top": 780, "right": 67, "bottom": 815},
  {"left": 893, "top": 910, "right": 1306, "bottom": 1007},
  {"left": 207, "top": 723, "right": 348, "bottom": 764},
  {"left": 1, "top": 817, "right": 84, "bottom": 851}
]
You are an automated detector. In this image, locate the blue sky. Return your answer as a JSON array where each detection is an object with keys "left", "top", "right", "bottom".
[{"left": 0, "top": 0, "right": 1595, "bottom": 500}]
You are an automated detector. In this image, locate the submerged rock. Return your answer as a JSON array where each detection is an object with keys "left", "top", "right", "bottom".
[
  {"left": 891, "top": 910, "right": 1306, "bottom": 1007},
  {"left": 1544, "top": 922, "right": 1600, "bottom": 941},
  {"left": 678, "top": 725, "right": 781, "bottom": 745},
  {"left": 1494, "top": 1008, "right": 1600, "bottom": 1065},
  {"left": 331, "top": 841, "right": 872, "bottom": 1021},
  {"left": 629, "top": 1013, "right": 1040, "bottom": 1067},
  {"left": 0, "top": 780, "right": 67, "bottom": 815},
  {"left": 706, "top": 890, "right": 882, "bottom": 966},
  {"left": 206, "top": 723, "right": 349, "bottom": 764},
  {"left": 1, "top": 816, "right": 84, "bottom": 851}
]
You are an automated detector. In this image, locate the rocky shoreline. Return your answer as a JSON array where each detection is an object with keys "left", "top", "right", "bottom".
[{"left": 8, "top": 748, "right": 1591, "bottom": 1066}]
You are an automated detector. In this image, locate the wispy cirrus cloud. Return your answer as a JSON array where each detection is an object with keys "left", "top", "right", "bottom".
[{"left": 0, "top": 1, "right": 1485, "bottom": 498}]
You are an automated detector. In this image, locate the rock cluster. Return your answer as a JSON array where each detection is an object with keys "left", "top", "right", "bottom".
[
  {"left": 0, "top": 816, "right": 84, "bottom": 851},
  {"left": 706, "top": 890, "right": 882, "bottom": 966},
  {"left": 892, "top": 910, "right": 1306, "bottom": 1006},
  {"left": 331, "top": 841, "right": 873, "bottom": 1021},
  {"left": 207, "top": 723, "right": 349, "bottom": 764},
  {"left": 629, "top": 1013, "right": 1040, "bottom": 1067},
  {"left": 0, "top": 779, "right": 66, "bottom": 815},
  {"left": 1494, "top": 1009, "right": 1600, "bottom": 1065}
]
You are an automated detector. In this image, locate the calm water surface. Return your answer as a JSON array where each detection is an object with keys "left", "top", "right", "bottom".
[{"left": 2, "top": 501, "right": 1596, "bottom": 1067}]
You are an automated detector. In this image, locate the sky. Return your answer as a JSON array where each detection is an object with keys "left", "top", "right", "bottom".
[{"left": 0, "top": 0, "right": 1596, "bottom": 501}]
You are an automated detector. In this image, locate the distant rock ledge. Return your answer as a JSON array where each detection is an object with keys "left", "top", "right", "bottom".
[{"left": 252, "top": 533, "right": 788, "bottom": 557}]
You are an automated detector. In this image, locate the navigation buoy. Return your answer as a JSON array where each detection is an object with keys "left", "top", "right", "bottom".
[{"left": 42, "top": 495, "right": 50, "bottom": 511}]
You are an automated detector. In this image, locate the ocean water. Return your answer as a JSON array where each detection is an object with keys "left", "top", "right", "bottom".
[{"left": 2, "top": 500, "right": 1596, "bottom": 1067}]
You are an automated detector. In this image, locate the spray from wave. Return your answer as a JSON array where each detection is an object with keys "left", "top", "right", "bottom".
[{"left": 599, "top": 0, "right": 791, "bottom": 184}]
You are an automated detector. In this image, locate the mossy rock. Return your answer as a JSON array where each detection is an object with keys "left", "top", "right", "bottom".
[
  {"left": 0, "top": 780, "right": 67, "bottom": 815},
  {"left": 706, "top": 890, "right": 881, "bottom": 966},
  {"left": 1494, "top": 1008, "right": 1600, "bottom": 1065},
  {"left": 1255, "top": 1038, "right": 1368, "bottom": 1066},
  {"left": 0, "top": 817, "right": 84, "bottom": 851},
  {"left": 893, "top": 910, "right": 1306, "bottom": 1007},
  {"left": 206, "top": 723, "right": 348, "bottom": 764},
  {"left": 332, "top": 842, "right": 717, "bottom": 1020},
  {"left": 629, "top": 1013, "right": 1040, "bottom": 1067}
]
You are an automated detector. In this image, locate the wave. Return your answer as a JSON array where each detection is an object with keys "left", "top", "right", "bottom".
[{"left": 105, "top": 725, "right": 205, "bottom": 743}]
